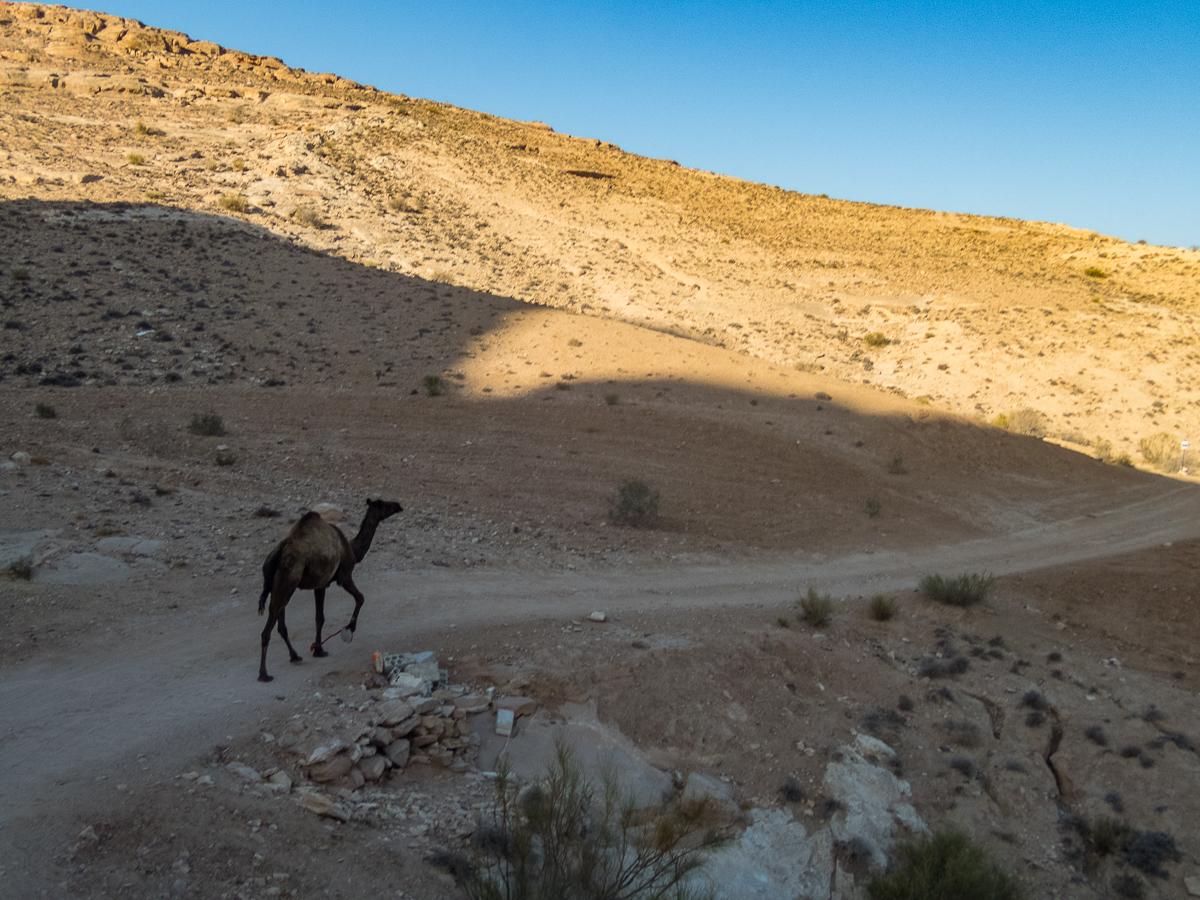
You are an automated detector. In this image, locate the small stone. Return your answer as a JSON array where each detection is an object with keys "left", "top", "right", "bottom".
[
  {"left": 312, "top": 503, "right": 343, "bottom": 523},
  {"left": 296, "top": 792, "right": 347, "bottom": 822},
  {"left": 78, "top": 825, "right": 99, "bottom": 843},
  {"left": 266, "top": 770, "right": 293, "bottom": 793},
  {"left": 588, "top": 611, "right": 606, "bottom": 622},
  {"left": 495, "top": 708, "right": 515, "bottom": 736},
  {"left": 1185, "top": 875, "right": 1200, "bottom": 897},
  {"left": 226, "top": 761, "right": 262, "bottom": 783}
]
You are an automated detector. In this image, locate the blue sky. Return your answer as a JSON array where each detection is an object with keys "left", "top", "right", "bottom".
[{"left": 104, "top": 1, "right": 1198, "bottom": 249}]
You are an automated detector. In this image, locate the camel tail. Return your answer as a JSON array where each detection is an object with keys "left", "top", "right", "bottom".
[{"left": 259, "top": 545, "right": 282, "bottom": 615}]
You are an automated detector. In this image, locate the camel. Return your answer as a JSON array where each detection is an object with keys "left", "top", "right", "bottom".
[{"left": 257, "top": 497, "right": 402, "bottom": 682}]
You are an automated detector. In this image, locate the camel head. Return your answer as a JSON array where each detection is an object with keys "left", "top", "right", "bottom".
[{"left": 366, "top": 497, "right": 403, "bottom": 519}]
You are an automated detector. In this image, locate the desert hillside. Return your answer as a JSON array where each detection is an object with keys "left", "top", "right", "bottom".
[
  {"left": 5, "top": 6, "right": 1200, "bottom": 900},
  {"left": 1, "top": 2, "right": 1198, "bottom": 464}
]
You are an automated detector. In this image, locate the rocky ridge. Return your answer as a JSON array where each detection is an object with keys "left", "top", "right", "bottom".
[{"left": 1, "top": 2, "right": 1198, "bottom": 461}]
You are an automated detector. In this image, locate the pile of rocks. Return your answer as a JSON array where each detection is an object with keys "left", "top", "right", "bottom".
[{"left": 277, "top": 651, "right": 514, "bottom": 793}]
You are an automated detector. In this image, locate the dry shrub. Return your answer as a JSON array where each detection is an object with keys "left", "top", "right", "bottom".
[
  {"left": 1007, "top": 408, "right": 1047, "bottom": 437},
  {"left": 1138, "top": 432, "right": 1181, "bottom": 471},
  {"left": 462, "top": 742, "right": 726, "bottom": 900},
  {"left": 608, "top": 479, "right": 659, "bottom": 528},
  {"left": 797, "top": 588, "right": 833, "bottom": 626}
]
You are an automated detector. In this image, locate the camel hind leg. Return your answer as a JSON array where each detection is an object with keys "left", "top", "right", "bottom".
[{"left": 259, "top": 588, "right": 302, "bottom": 682}]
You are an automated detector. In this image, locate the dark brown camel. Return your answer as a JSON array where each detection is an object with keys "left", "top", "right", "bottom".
[{"left": 257, "top": 497, "right": 402, "bottom": 682}]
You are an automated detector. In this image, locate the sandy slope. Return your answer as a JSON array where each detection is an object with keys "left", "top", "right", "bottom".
[
  {"left": 0, "top": 1, "right": 1198, "bottom": 460},
  {"left": 2, "top": 5, "right": 1200, "bottom": 900}
]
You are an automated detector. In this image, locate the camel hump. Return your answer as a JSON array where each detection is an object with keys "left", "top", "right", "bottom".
[{"left": 287, "top": 510, "right": 325, "bottom": 536}]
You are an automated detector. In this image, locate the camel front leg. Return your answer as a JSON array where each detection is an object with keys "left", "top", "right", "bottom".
[
  {"left": 312, "top": 587, "right": 329, "bottom": 657},
  {"left": 337, "top": 573, "right": 366, "bottom": 635}
]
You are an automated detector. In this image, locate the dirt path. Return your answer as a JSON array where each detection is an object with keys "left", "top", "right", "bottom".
[{"left": 4, "top": 481, "right": 1198, "bottom": 835}]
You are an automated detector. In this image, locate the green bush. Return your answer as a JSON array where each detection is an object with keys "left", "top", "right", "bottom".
[
  {"left": 864, "top": 332, "right": 891, "bottom": 347},
  {"left": 798, "top": 587, "right": 833, "bottom": 626},
  {"left": 604, "top": 393, "right": 619, "bottom": 406},
  {"left": 1085, "top": 267, "right": 1108, "bottom": 278},
  {"left": 608, "top": 479, "right": 659, "bottom": 527},
  {"left": 865, "top": 498, "right": 882, "bottom": 517},
  {"left": 462, "top": 742, "right": 725, "bottom": 900},
  {"left": 869, "top": 595, "right": 897, "bottom": 621},
  {"left": 187, "top": 411, "right": 226, "bottom": 436},
  {"left": 920, "top": 572, "right": 994, "bottom": 607},
  {"left": 867, "top": 828, "right": 1023, "bottom": 900},
  {"left": 423, "top": 374, "right": 442, "bottom": 397},
  {"left": 126, "top": 153, "right": 145, "bottom": 166},
  {"left": 215, "top": 451, "right": 236, "bottom": 467},
  {"left": 34, "top": 403, "right": 56, "bottom": 419}
]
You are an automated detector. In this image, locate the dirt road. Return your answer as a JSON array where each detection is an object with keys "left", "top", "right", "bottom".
[{"left": 4, "top": 481, "right": 1198, "bottom": 834}]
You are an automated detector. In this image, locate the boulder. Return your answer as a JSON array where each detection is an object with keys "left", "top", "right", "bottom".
[
  {"left": 495, "top": 696, "right": 537, "bottom": 718},
  {"left": 454, "top": 695, "right": 490, "bottom": 714},
  {"left": 266, "top": 770, "right": 293, "bottom": 793},
  {"left": 387, "top": 672, "right": 429, "bottom": 695},
  {"left": 308, "top": 753, "right": 354, "bottom": 784},
  {"left": 384, "top": 740, "right": 410, "bottom": 768},
  {"left": 358, "top": 755, "right": 388, "bottom": 782},
  {"left": 306, "top": 740, "right": 348, "bottom": 765},
  {"left": 374, "top": 699, "right": 414, "bottom": 727},
  {"left": 391, "top": 714, "right": 421, "bottom": 738}
]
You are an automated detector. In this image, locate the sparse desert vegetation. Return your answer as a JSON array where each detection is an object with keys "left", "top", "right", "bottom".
[
  {"left": 919, "top": 572, "right": 995, "bottom": 607},
  {"left": 0, "top": 9, "right": 1198, "bottom": 900},
  {"left": 797, "top": 587, "right": 834, "bottom": 626},
  {"left": 608, "top": 479, "right": 659, "bottom": 527}
]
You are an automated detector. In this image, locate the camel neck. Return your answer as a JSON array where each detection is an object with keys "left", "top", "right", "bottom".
[{"left": 349, "top": 511, "right": 380, "bottom": 563}]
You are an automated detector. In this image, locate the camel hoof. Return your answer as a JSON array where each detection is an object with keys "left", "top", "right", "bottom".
[
  {"left": 258, "top": 673, "right": 274, "bottom": 683},
  {"left": 289, "top": 654, "right": 303, "bottom": 664},
  {"left": 313, "top": 647, "right": 328, "bottom": 658}
]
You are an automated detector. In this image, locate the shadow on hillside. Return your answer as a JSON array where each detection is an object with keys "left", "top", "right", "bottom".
[{"left": 0, "top": 199, "right": 1188, "bottom": 553}]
